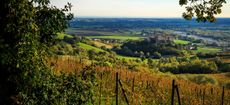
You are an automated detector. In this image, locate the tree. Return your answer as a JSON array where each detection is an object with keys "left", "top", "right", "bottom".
[
  {"left": 0, "top": 0, "right": 95, "bottom": 104},
  {"left": 180, "top": 0, "right": 227, "bottom": 22}
]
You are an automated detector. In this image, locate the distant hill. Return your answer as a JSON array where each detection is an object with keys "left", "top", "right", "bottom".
[{"left": 70, "top": 18, "right": 230, "bottom": 29}]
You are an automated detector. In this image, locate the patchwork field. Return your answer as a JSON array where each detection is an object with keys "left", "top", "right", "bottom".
[
  {"left": 173, "top": 39, "right": 190, "bottom": 45},
  {"left": 195, "top": 47, "right": 222, "bottom": 53},
  {"left": 86, "top": 35, "right": 142, "bottom": 40},
  {"left": 77, "top": 42, "right": 105, "bottom": 52},
  {"left": 93, "top": 41, "right": 113, "bottom": 49}
]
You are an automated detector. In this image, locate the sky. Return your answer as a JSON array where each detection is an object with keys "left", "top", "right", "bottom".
[{"left": 51, "top": 0, "right": 230, "bottom": 18}]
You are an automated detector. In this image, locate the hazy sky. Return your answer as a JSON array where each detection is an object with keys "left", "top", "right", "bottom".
[{"left": 51, "top": 0, "right": 230, "bottom": 18}]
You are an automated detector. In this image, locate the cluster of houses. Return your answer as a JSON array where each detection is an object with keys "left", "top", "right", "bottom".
[
  {"left": 142, "top": 31, "right": 199, "bottom": 50},
  {"left": 141, "top": 30, "right": 175, "bottom": 43}
]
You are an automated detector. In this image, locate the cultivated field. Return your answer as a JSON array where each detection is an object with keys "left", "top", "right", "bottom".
[{"left": 48, "top": 56, "right": 230, "bottom": 105}]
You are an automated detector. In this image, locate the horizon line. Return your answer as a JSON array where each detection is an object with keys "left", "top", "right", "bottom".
[{"left": 75, "top": 16, "right": 230, "bottom": 19}]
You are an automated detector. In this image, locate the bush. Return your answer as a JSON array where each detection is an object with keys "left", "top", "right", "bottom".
[
  {"left": 179, "top": 60, "right": 218, "bottom": 74},
  {"left": 63, "top": 36, "right": 75, "bottom": 45},
  {"left": 189, "top": 75, "right": 218, "bottom": 85},
  {"left": 19, "top": 66, "right": 96, "bottom": 105},
  {"left": 220, "top": 64, "right": 230, "bottom": 72},
  {"left": 160, "top": 59, "right": 218, "bottom": 74}
]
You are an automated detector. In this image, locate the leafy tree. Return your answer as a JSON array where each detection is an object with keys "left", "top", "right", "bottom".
[
  {"left": 179, "top": 0, "right": 227, "bottom": 22},
  {"left": 0, "top": 0, "right": 94, "bottom": 104}
]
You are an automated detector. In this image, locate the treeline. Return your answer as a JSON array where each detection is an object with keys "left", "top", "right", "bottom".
[
  {"left": 113, "top": 39, "right": 191, "bottom": 58},
  {"left": 159, "top": 58, "right": 218, "bottom": 74},
  {"left": 147, "top": 57, "right": 230, "bottom": 74}
]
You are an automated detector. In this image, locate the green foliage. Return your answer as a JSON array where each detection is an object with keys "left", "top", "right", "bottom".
[
  {"left": 86, "top": 35, "right": 141, "bottom": 40},
  {"left": 77, "top": 42, "right": 105, "bottom": 52},
  {"left": 0, "top": 0, "right": 95, "bottom": 104},
  {"left": 173, "top": 40, "right": 190, "bottom": 45},
  {"left": 195, "top": 47, "right": 221, "bottom": 53},
  {"left": 153, "top": 52, "right": 162, "bottom": 59},
  {"left": 220, "top": 64, "right": 230, "bottom": 72},
  {"left": 35, "top": 2, "right": 73, "bottom": 45},
  {"left": 180, "top": 0, "right": 227, "bottom": 22},
  {"left": 19, "top": 68, "right": 95, "bottom": 105},
  {"left": 114, "top": 39, "right": 191, "bottom": 58},
  {"left": 160, "top": 58, "right": 218, "bottom": 74},
  {"left": 188, "top": 75, "right": 218, "bottom": 85}
]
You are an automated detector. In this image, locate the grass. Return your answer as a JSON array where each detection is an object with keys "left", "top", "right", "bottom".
[
  {"left": 77, "top": 42, "right": 105, "bottom": 52},
  {"left": 86, "top": 35, "right": 142, "bottom": 40},
  {"left": 78, "top": 42, "right": 142, "bottom": 60},
  {"left": 66, "top": 29, "right": 125, "bottom": 36},
  {"left": 77, "top": 42, "right": 144, "bottom": 61},
  {"left": 57, "top": 33, "right": 73, "bottom": 39},
  {"left": 117, "top": 55, "right": 159, "bottom": 63},
  {"left": 174, "top": 39, "right": 190, "bottom": 45},
  {"left": 195, "top": 47, "right": 221, "bottom": 53},
  {"left": 117, "top": 55, "right": 140, "bottom": 60},
  {"left": 93, "top": 41, "right": 113, "bottom": 49}
]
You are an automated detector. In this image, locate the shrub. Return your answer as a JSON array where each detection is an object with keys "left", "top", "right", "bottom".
[
  {"left": 189, "top": 75, "right": 218, "bottom": 85},
  {"left": 19, "top": 66, "right": 96, "bottom": 105},
  {"left": 220, "top": 64, "right": 230, "bottom": 72},
  {"left": 160, "top": 59, "right": 218, "bottom": 74}
]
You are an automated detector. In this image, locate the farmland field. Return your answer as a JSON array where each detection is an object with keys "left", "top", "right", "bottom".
[
  {"left": 48, "top": 56, "right": 230, "bottom": 105},
  {"left": 57, "top": 18, "right": 230, "bottom": 105},
  {"left": 195, "top": 47, "right": 222, "bottom": 53},
  {"left": 173, "top": 39, "right": 190, "bottom": 45},
  {"left": 77, "top": 42, "right": 106, "bottom": 52},
  {"left": 93, "top": 41, "right": 113, "bottom": 49},
  {"left": 86, "top": 35, "right": 142, "bottom": 40}
]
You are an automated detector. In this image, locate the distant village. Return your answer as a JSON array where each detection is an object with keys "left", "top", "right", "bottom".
[
  {"left": 141, "top": 30, "right": 230, "bottom": 52},
  {"left": 141, "top": 31, "right": 198, "bottom": 50}
]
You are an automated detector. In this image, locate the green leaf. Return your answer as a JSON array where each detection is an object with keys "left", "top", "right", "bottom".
[
  {"left": 217, "top": 9, "right": 222, "bottom": 14},
  {"left": 179, "top": 0, "right": 188, "bottom": 5}
]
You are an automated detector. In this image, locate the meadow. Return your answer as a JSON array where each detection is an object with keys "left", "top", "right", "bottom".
[
  {"left": 173, "top": 39, "right": 190, "bottom": 45},
  {"left": 76, "top": 42, "right": 144, "bottom": 61},
  {"left": 195, "top": 47, "right": 222, "bottom": 53},
  {"left": 93, "top": 41, "right": 113, "bottom": 49},
  {"left": 77, "top": 42, "right": 106, "bottom": 52}
]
